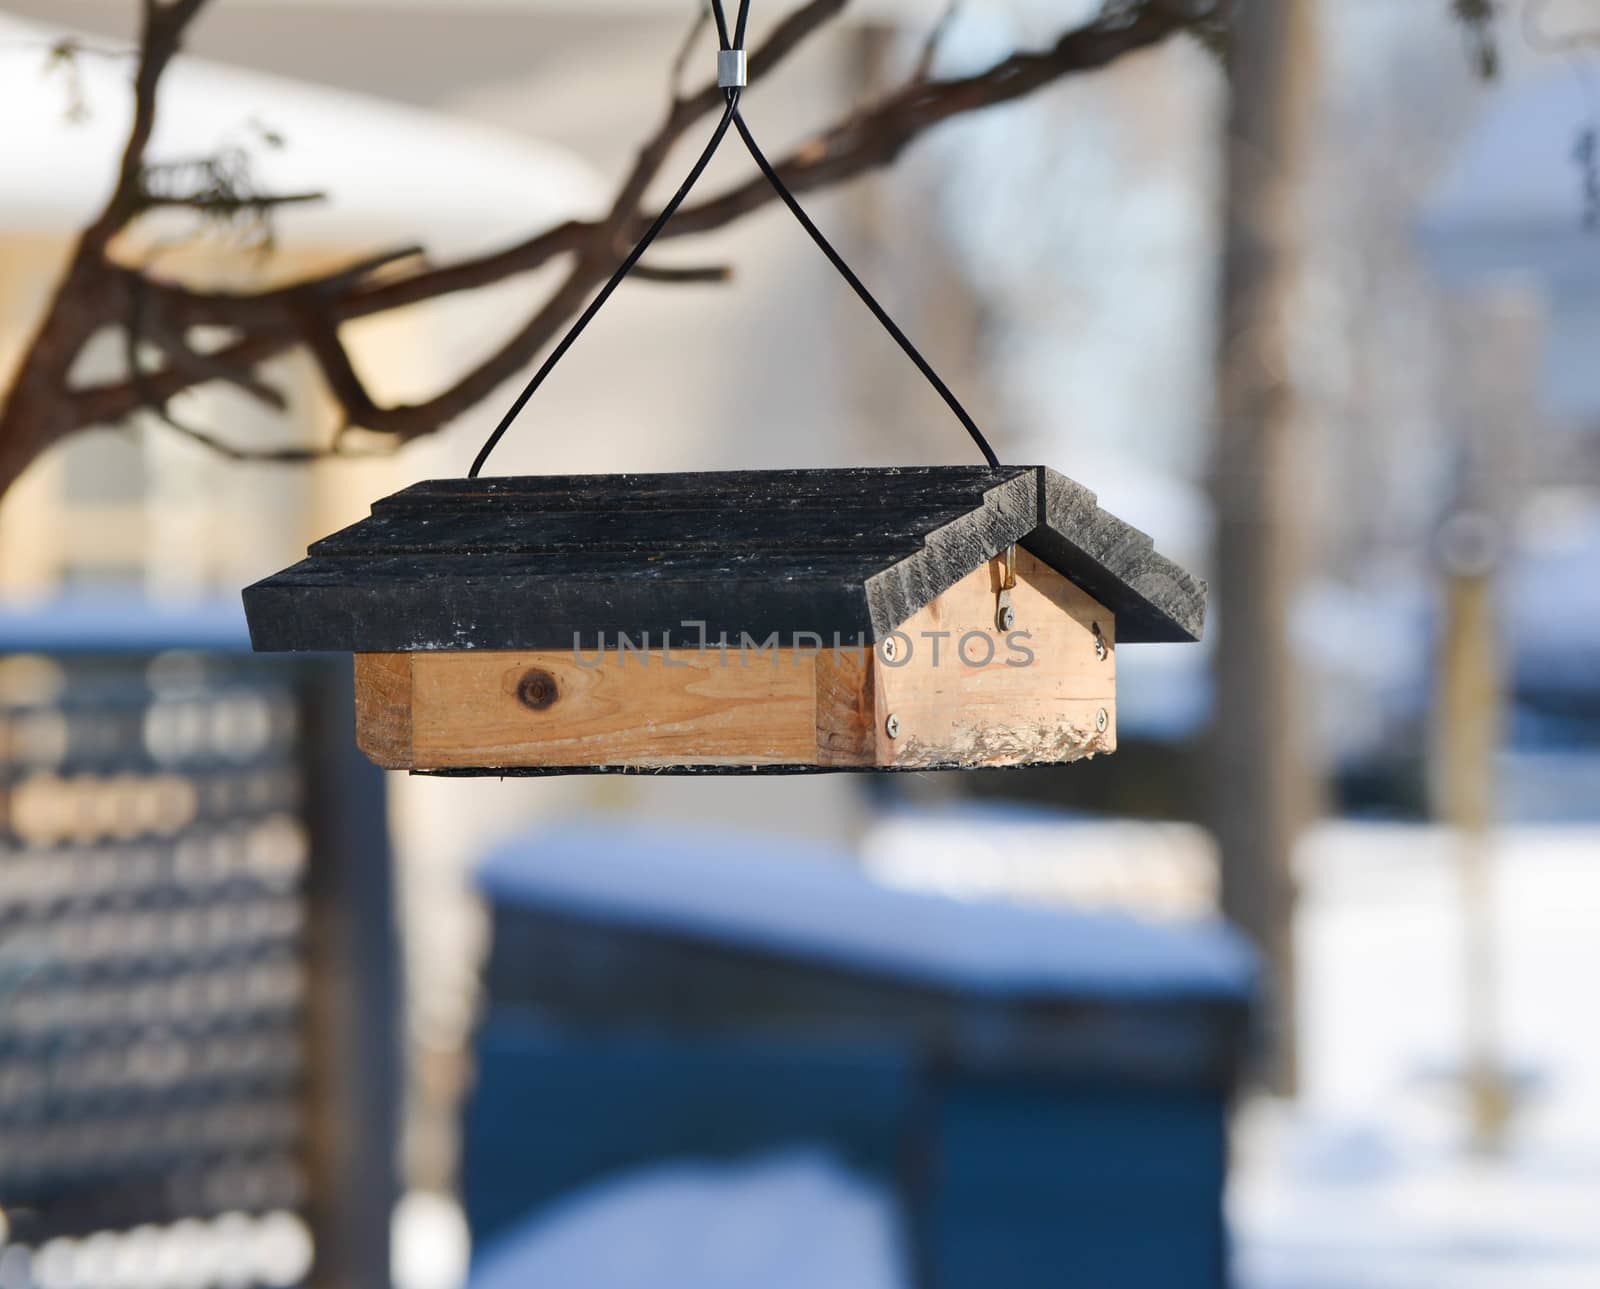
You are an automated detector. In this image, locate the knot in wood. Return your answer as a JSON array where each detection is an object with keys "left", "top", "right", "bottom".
[{"left": 516, "top": 668, "right": 560, "bottom": 712}]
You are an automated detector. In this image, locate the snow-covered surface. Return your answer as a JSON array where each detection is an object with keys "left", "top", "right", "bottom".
[
  {"left": 0, "top": 14, "right": 601, "bottom": 249},
  {"left": 394, "top": 1192, "right": 473, "bottom": 1289},
  {"left": 1235, "top": 1107, "right": 1600, "bottom": 1289},
  {"left": 468, "top": 1151, "right": 908, "bottom": 1289},
  {"left": 0, "top": 595, "right": 250, "bottom": 653},
  {"left": 1231, "top": 822, "right": 1600, "bottom": 1288},
  {"left": 478, "top": 820, "right": 1255, "bottom": 1000},
  {"left": 861, "top": 801, "right": 1218, "bottom": 921}
]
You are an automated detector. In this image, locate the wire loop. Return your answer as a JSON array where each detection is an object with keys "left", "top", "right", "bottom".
[{"left": 468, "top": 0, "right": 999, "bottom": 478}]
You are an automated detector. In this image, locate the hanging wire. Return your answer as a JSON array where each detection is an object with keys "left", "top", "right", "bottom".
[
  {"left": 468, "top": 96, "right": 740, "bottom": 478},
  {"left": 712, "top": 0, "right": 734, "bottom": 50},
  {"left": 469, "top": 0, "right": 998, "bottom": 478},
  {"left": 729, "top": 112, "right": 998, "bottom": 467}
]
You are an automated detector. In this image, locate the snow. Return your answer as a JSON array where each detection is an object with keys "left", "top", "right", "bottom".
[
  {"left": 861, "top": 801, "right": 1219, "bottom": 922},
  {"left": 1234, "top": 1107, "right": 1600, "bottom": 1289},
  {"left": 394, "top": 1192, "right": 473, "bottom": 1289},
  {"left": 478, "top": 819, "right": 1255, "bottom": 1000},
  {"left": 0, "top": 14, "right": 601, "bottom": 250},
  {"left": 1230, "top": 822, "right": 1600, "bottom": 1289},
  {"left": 467, "top": 1151, "right": 908, "bottom": 1289}
]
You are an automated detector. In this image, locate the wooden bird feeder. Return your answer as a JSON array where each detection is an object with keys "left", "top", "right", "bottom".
[
  {"left": 240, "top": 5, "right": 1206, "bottom": 775},
  {"left": 241, "top": 466, "right": 1204, "bottom": 775}
]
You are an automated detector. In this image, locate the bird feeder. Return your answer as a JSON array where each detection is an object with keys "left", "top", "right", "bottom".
[
  {"left": 239, "top": 0, "right": 1206, "bottom": 774},
  {"left": 241, "top": 466, "right": 1204, "bottom": 774}
]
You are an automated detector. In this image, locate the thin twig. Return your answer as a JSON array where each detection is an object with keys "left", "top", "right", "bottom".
[
  {"left": 912, "top": 1, "right": 962, "bottom": 83},
  {"left": 123, "top": 274, "right": 328, "bottom": 462},
  {"left": 630, "top": 262, "right": 734, "bottom": 284},
  {"left": 670, "top": 5, "right": 714, "bottom": 103}
]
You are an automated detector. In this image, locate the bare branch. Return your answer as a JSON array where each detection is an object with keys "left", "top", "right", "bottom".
[
  {"left": 38, "top": 36, "right": 132, "bottom": 122},
  {"left": 122, "top": 267, "right": 326, "bottom": 462},
  {"left": 103, "top": 0, "right": 851, "bottom": 339},
  {"left": 669, "top": 5, "right": 714, "bottom": 103},
  {"left": 629, "top": 262, "right": 734, "bottom": 284},
  {"left": 333, "top": 223, "right": 592, "bottom": 321},
  {"left": 300, "top": 0, "right": 1210, "bottom": 447},
  {"left": 72, "top": 331, "right": 296, "bottom": 429},
  {"left": 142, "top": 316, "right": 288, "bottom": 411},
  {"left": 912, "top": 1, "right": 961, "bottom": 83},
  {"left": 302, "top": 245, "right": 430, "bottom": 295},
  {"left": 610, "top": 0, "right": 849, "bottom": 224},
  {"left": 144, "top": 408, "right": 336, "bottom": 463},
  {"left": 136, "top": 190, "right": 325, "bottom": 215},
  {"left": 667, "top": 0, "right": 1207, "bottom": 236},
  {"left": 85, "top": 0, "right": 214, "bottom": 249},
  {"left": 0, "top": 0, "right": 1219, "bottom": 495}
]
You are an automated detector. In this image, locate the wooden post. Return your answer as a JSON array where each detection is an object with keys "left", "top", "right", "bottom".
[
  {"left": 1433, "top": 547, "right": 1511, "bottom": 1151},
  {"left": 1210, "top": 0, "right": 1319, "bottom": 1094}
]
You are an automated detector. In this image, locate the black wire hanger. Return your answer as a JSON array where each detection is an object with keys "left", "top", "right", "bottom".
[{"left": 468, "top": 0, "right": 1000, "bottom": 478}]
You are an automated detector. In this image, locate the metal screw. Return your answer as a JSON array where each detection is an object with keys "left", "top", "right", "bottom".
[
  {"left": 1095, "top": 637, "right": 1108, "bottom": 662},
  {"left": 1095, "top": 707, "right": 1109, "bottom": 734},
  {"left": 884, "top": 713, "right": 901, "bottom": 739},
  {"left": 997, "top": 603, "right": 1015, "bottom": 631},
  {"left": 880, "top": 637, "right": 897, "bottom": 662}
]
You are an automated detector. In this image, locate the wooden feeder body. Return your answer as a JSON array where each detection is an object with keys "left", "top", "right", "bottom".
[
  {"left": 244, "top": 468, "right": 1204, "bottom": 776},
  {"left": 354, "top": 548, "right": 1116, "bottom": 772}
]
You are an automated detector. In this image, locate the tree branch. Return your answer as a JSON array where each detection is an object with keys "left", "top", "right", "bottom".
[
  {"left": 1, "top": 0, "right": 1218, "bottom": 494},
  {"left": 668, "top": 0, "right": 1207, "bottom": 236},
  {"left": 135, "top": 190, "right": 324, "bottom": 215},
  {"left": 85, "top": 0, "right": 213, "bottom": 249},
  {"left": 120, "top": 269, "right": 328, "bottom": 461},
  {"left": 911, "top": 1, "right": 961, "bottom": 83},
  {"left": 72, "top": 331, "right": 298, "bottom": 429}
]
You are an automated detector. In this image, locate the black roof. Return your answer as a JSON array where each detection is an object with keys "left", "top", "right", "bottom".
[{"left": 242, "top": 467, "right": 1205, "bottom": 652}]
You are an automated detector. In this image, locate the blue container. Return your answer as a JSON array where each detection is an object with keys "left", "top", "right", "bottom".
[{"left": 466, "top": 821, "right": 1255, "bottom": 1289}]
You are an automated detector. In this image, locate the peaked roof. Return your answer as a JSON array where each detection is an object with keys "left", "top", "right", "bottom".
[{"left": 242, "top": 467, "right": 1205, "bottom": 653}]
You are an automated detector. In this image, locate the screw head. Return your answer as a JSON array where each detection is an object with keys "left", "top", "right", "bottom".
[
  {"left": 880, "top": 637, "right": 898, "bottom": 662},
  {"left": 884, "top": 713, "right": 901, "bottom": 739},
  {"left": 997, "top": 604, "right": 1015, "bottom": 631},
  {"left": 1095, "top": 707, "right": 1109, "bottom": 734},
  {"left": 1095, "top": 637, "right": 1108, "bottom": 662}
]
